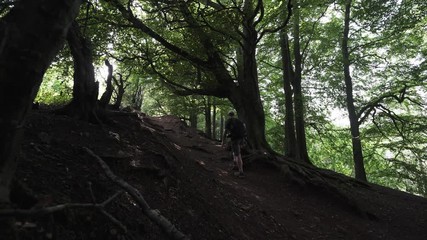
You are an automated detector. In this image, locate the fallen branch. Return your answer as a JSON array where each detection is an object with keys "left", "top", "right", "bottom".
[{"left": 84, "top": 147, "right": 189, "bottom": 240}]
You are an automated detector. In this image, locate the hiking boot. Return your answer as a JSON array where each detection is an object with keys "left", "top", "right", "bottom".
[{"left": 233, "top": 171, "right": 245, "bottom": 178}]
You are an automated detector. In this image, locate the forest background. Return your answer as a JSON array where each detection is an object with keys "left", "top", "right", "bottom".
[{"left": 14, "top": 0, "right": 427, "bottom": 196}]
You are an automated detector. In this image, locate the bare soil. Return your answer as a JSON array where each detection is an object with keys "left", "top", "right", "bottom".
[{"left": 2, "top": 108, "right": 427, "bottom": 240}]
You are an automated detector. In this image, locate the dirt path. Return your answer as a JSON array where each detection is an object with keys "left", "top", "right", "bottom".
[
  {"left": 145, "top": 115, "right": 427, "bottom": 240},
  {"left": 145, "top": 115, "right": 295, "bottom": 239}
]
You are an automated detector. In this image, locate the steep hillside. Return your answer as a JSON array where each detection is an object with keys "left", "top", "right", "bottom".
[{"left": 2, "top": 109, "right": 426, "bottom": 240}]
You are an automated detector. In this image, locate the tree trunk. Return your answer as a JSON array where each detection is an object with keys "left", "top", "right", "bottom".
[
  {"left": 229, "top": 85, "right": 268, "bottom": 151},
  {"left": 292, "top": 0, "right": 311, "bottom": 164},
  {"left": 131, "top": 78, "right": 143, "bottom": 110},
  {"left": 229, "top": 0, "right": 270, "bottom": 151},
  {"left": 419, "top": 158, "right": 427, "bottom": 197},
  {"left": 189, "top": 109, "right": 198, "bottom": 129},
  {"left": 0, "top": 0, "right": 81, "bottom": 203},
  {"left": 220, "top": 112, "right": 224, "bottom": 141},
  {"left": 99, "top": 59, "right": 114, "bottom": 109},
  {"left": 60, "top": 21, "right": 99, "bottom": 122},
  {"left": 280, "top": 28, "right": 298, "bottom": 158},
  {"left": 342, "top": 0, "right": 367, "bottom": 182},
  {"left": 113, "top": 73, "right": 125, "bottom": 109},
  {"left": 212, "top": 99, "right": 217, "bottom": 140},
  {"left": 113, "top": 87, "right": 125, "bottom": 109},
  {"left": 204, "top": 97, "right": 212, "bottom": 138}
]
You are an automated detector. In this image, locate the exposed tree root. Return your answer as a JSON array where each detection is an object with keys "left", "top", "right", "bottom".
[
  {"left": 246, "top": 151, "right": 376, "bottom": 219},
  {"left": 84, "top": 147, "right": 189, "bottom": 240}
]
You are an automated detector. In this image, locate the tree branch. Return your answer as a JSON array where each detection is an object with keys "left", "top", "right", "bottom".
[
  {"left": 196, "top": 0, "right": 223, "bottom": 10},
  {"left": 252, "top": 0, "right": 264, "bottom": 27},
  {"left": 149, "top": 61, "right": 228, "bottom": 97},
  {"left": 105, "top": 0, "right": 209, "bottom": 67},
  {"left": 257, "top": 0, "right": 292, "bottom": 42},
  {"left": 197, "top": 9, "right": 243, "bottom": 46},
  {"left": 357, "top": 85, "right": 408, "bottom": 125}
]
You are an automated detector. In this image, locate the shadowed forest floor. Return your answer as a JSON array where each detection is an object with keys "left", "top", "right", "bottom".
[{"left": 2, "top": 108, "right": 427, "bottom": 239}]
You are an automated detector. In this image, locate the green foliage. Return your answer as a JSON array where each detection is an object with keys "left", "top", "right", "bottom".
[
  {"left": 308, "top": 125, "right": 354, "bottom": 176},
  {"left": 35, "top": 64, "right": 73, "bottom": 105},
  {"left": 255, "top": 0, "right": 427, "bottom": 195}
]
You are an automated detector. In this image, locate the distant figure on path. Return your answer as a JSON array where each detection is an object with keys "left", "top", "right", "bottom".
[{"left": 222, "top": 111, "right": 246, "bottom": 178}]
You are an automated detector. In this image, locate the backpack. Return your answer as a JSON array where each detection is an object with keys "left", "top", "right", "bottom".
[{"left": 228, "top": 118, "right": 247, "bottom": 139}]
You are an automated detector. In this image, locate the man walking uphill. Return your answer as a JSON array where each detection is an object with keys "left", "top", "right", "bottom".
[{"left": 222, "top": 111, "right": 246, "bottom": 178}]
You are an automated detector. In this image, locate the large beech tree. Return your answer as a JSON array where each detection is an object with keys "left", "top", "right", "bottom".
[
  {"left": 105, "top": 0, "right": 292, "bottom": 152},
  {"left": 341, "top": 0, "right": 367, "bottom": 181},
  {"left": 0, "top": 0, "right": 82, "bottom": 203}
]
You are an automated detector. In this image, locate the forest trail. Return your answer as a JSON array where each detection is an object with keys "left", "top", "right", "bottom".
[
  {"left": 144, "top": 115, "right": 427, "bottom": 240},
  {"left": 5, "top": 109, "right": 427, "bottom": 240}
]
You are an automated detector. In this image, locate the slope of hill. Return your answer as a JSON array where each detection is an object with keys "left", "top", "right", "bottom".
[{"left": 2, "top": 109, "right": 426, "bottom": 240}]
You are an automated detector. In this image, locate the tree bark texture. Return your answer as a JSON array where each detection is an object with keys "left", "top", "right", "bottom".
[
  {"left": 342, "top": 0, "right": 367, "bottom": 182},
  {"left": 0, "top": 0, "right": 82, "bottom": 202}
]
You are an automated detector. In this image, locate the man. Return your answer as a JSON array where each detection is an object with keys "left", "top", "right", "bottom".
[{"left": 222, "top": 111, "right": 246, "bottom": 178}]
